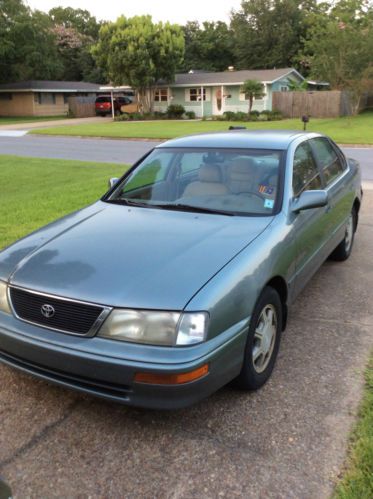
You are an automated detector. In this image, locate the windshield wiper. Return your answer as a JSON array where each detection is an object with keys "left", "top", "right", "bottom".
[
  {"left": 107, "top": 198, "right": 151, "bottom": 208},
  {"left": 153, "top": 203, "right": 234, "bottom": 216},
  {"left": 107, "top": 199, "right": 234, "bottom": 216}
]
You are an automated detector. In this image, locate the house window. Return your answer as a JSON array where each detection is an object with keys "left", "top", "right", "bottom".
[
  {"left": 154, "top": 88, "right": 168, "bottom": 102},
  {"left": 0, "top": 92, "right": 12, "bottom": 100},
  {"left": 35, "top": 93, "right": 56, "bottom": 105},
  {"left": 280, "top": 86, "right": 288, "bottom": 92},
  {"left": 190, "top": 88, "right": 206, "bottom": 101},
  {"left": 63, "top": 94, "right": 69, "bottom": 104}
]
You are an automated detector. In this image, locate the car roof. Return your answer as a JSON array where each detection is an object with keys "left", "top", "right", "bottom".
[{"left": 158, "top": 130, "right": 320, "bottom": 151}]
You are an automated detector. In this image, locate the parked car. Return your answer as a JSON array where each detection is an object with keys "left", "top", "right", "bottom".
[
  {"left": 95, "top": 95, "right": 137, "bottom": 116},
  {"left": 0, "top": 131, "right": 362, "bottom": 409}
]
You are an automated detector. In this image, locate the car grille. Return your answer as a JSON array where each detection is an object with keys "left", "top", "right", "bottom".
[{"left": 9, "top": 287, "right": 108, "bottom": 336}]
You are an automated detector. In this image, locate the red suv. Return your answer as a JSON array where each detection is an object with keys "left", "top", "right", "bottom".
[{"left": 95, "top": 95, "right": 135, "bottom": 116}]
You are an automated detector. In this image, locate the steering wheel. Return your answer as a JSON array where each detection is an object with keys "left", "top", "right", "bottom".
[{"left": 238, "top": 191, "right": 267, "bottom": 200}]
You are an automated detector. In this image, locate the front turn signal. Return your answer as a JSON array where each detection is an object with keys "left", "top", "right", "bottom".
[{"left": 134, "top": 364, "right": 209, "bottom": 385}]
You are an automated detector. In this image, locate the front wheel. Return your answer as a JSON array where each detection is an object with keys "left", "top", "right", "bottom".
[
  {"left": 235, "top": 286, "right": 282, "bottom": 391},
  {"left": 330, "top": 207, "right": 357, "bottom": 261}
]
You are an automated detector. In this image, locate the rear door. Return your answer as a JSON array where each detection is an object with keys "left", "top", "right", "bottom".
[{"left": 309, "top": 137, "right": 353, "bottom": 254}]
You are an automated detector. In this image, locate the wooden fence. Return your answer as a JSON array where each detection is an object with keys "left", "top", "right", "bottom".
[
  {"left": 67, "top": 96, "right": 96, "bottom": 118},
  {"left": 272, "top": 91, "right": 344, "bottom": 118}
]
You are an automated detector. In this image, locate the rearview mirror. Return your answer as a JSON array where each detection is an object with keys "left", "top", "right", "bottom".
[
  {"left": 291, "top": 190, "right": 328, "bottom": 213},
  {"left": 108, "top": 177, "right": 119, "bottom": 189}
]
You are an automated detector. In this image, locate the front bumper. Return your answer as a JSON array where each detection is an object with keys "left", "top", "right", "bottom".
[{"left": 0, "top": 311, "right": 248, "bottom": 409}]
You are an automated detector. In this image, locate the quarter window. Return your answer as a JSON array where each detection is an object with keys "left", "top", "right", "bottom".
[
  {"left": 310, "top": 138, "right": 345, "bottom": 186},
  {"left": 293, "top": 142, "right": 322, "bottom": 196}
]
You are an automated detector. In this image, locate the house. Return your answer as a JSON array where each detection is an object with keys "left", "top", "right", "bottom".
[
  {"left": 154, "top": 67, "right": 305, "bottom": 117},
  {"left": 0, "top": 80, "right": 102, "bottom": 117}
]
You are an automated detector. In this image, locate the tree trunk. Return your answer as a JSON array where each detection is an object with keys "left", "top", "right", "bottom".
[{"left": 249, "top": 95, "right": 253, "bottom": 113}]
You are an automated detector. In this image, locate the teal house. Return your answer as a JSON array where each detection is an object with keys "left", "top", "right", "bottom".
[{"left": 154, "top": 67, "right": 305, "bottom": 117}]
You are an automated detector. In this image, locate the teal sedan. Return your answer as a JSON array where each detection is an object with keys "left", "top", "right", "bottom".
[{"left": 0, "top": 130, "right": 362, "bottom": 408}]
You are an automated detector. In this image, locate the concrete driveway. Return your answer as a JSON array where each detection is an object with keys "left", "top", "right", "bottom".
[{"left": 0, "top": 187, "right": 372, "bottom": 497}]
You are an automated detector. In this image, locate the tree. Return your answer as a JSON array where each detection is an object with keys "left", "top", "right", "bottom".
[
  {"left": 230, "top": 0, "right": 319, "bottom": 71},
  {"left": 49, "top": 6, "right": 104, "bottom": 82},
  {"left": 299, "top": 0, "right": 373, "bottom": 113},
  {"left": 241, "top": 80, "right": 265, "bottom": 112},
  {"left": 49, "top": 7, "right": 101, "bottom": 38},
  {"left": 0, "top": 1, "right": 62, "bottom": 82},
  {"left": 92, "top": 16, "right": 184, "bottom": 112},
  {"left": 181, "top": 21, "right": 235, "bottom": 72}
]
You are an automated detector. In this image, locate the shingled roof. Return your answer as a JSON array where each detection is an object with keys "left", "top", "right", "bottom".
[
  {"left": 0, "top": 80, "right": 102, "bottom": 92},
  {"left": 164, "top": 68, "right": 302, "bottom": 87}
]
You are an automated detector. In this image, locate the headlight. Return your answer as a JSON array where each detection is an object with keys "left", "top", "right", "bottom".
[
  {"left": 98, "top": 309, "right": 208, "bottom": 346},
  {"left": 0, "top": 281, "right": 11, "bottom": 314}
]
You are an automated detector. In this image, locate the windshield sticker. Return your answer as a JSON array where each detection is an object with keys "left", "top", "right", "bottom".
[
  {"left": 264, "top": 199, "right": 275, "bottom": 209},
  {"left": 259, "top": 184, "right": 274, "bottom": 195}
]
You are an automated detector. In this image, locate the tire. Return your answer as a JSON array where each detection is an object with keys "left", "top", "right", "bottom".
[
  {"left": 330, "top": 207, "right": 357, "bottom": 262},
  {"left": 235, "top": 286, "right": 282, "bottom": 391}
]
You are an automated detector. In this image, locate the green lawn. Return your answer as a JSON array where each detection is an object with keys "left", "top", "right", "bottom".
[
  {"left": 31, "top": 112, "right": 373, "bottom": 144},
  {"left": 0, "top": 115, "right": 67, "bottom": 125},
  {"left": 0, "top": 155, "right": 126, "bottom": 250},
  {"left": 334, "top": 356, "right": 373, "bottom": 498}
]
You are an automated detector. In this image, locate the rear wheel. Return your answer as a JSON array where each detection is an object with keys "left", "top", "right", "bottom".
[
  {"left": 235, "top": 286, "right": 282, "bottom": 391},
  {"left": 330, "top": 207, "right": 357, "bottom": 261}
]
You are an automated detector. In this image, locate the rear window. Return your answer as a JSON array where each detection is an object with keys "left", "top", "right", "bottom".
[{"left": 95, "top": 96, "right": 111, "bottom": 103}]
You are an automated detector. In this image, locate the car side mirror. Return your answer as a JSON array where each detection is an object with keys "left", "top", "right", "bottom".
[
  {"left": 108, "top": 178, "right": 119, "bottom": 189},
  {"left": 291, "top": 190, "right": 328, "bottom": 213}
]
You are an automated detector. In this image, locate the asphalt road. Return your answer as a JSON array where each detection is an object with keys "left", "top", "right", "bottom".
[
  {"left": 0, "top": 134, "right": 372, "bottom": 180},
  {"left": 0, "top": 192, "right": 372, "bottom": 498},
  {"left": 0, "top": 135, "right": 158, "bottom": 166}
]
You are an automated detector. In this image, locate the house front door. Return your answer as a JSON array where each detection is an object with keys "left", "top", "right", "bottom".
[{"left": 212, "top": 86, "right": 224, "bottom": 115}]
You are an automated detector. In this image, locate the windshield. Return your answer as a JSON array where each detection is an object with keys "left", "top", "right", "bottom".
[{"left": 107, "top": 147, "right": 284, "bottom": 216}]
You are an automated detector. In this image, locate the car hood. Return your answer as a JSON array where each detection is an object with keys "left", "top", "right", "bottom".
[{"left": 0, "top": 201, "right": 273, "bottom": 310}]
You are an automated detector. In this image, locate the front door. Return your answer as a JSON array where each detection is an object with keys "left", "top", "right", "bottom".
[
  {"left": 291, "top": 140, "right": 330, "bottom": 297},
  {"left": 212, "top": 86, "right": 224, "bottom": 115}
]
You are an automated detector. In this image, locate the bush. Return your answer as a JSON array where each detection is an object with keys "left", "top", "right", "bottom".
[
  {"left": 270, "top": 111, "right": 283, "bottom": 120},
  {"left": 115, "top": 113, "right": 130, "bottom": 121},
  {"left": 222, "top": 111, "right": 235, "bottom": 121},
  {"left": 248, "top": 113, "right": 259, "bottom": 121},
  {"left": 233, "top": 111, "right": 248, "bottom": 121},
  {"left": 153, "top": 111, "right": 166, "bottom": 119},
  {"left": 185, "top": 110, "right": 196, "bottom": 119},
  {"left": 166, "top": 104, "right": 185, "bottom": 118}
]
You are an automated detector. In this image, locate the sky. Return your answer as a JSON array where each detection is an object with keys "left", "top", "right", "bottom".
[{"left": 25, "top": 0, "right": 243, "bottom": 24}]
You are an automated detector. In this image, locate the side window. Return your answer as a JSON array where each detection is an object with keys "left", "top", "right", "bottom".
[
  {"left": 310, "top": 138, "right": 345, "bottom": 186},
  {"left": 293, "top": 142, "right": 322, "bottom": 196},
  {"left": 179, "top": 153, "right": 206, "bottom": 175}
]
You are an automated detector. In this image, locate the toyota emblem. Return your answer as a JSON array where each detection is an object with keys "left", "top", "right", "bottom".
[{"left": 41, "top": 304, "right": 55, "bottom": 318}]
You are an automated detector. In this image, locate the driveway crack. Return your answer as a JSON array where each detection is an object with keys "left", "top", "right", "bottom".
[{"left": 0, "top": 398, "right": 80, "bottom": 471}]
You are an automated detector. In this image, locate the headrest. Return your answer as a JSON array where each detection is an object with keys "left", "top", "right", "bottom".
[
  {"left": 229, "top": 158, "right": 256, "bottom": 180},
  {"left": 198, "top": 164, "right": 222, "bottom": 183}
]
